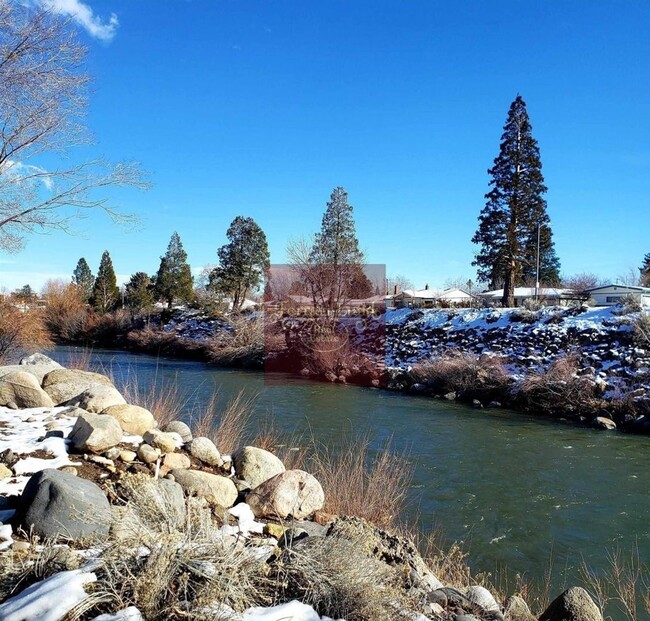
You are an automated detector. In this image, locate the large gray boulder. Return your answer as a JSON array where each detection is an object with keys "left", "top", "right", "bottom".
[
  {"left": 0, "top": 371, "right": 54, "bottom": 409},
  {"left": 466, "top": 585, "right": 500, "bottom": 613},
  {"left": 100, "top": 404, "right": 155, "bottom": 436},
  {"left": 189, "top": 436, "right": 223, "bottom": 466},
  {"left": 69, "top": 412, "right": 123, "bottom": 454},
  {"left": 170, "top": 469, "right": 238, "bottom": 510},
  {"left": 163, "top": 420, "right": 192, "bottom": 443},
  {"left": 16, "top": 468, "right": 111, "bottom": 540},
  {"left": 540, "top": 587, "right": 603, "bottom": 621},
  {"left": 65, "top": 384, "right": 126, "bottom": 413},
  {"left": 42, "top": 368, "right": 114, "bottom": 405},
  {"left": 233, "top": 446, "right": 285, "bottom": 488},
  {"left": 246, "top": 469, "right": 324, "bottom": 519},
  {"left": 18, "top": 353, "right": 63, "bottom": 383},
  {"left": 504, "top": 595, "right": 536, "bottom": 621}
]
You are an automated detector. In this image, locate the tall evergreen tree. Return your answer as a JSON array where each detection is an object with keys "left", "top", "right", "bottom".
[
  {"left": 154, "top": 232, "right": 194, "bottom": 308},
  {"left": 125, "top": 272, "right": 154, "bottom": 314},
  {"left": 209, "top": 217, "right": 270, "bottom": 311},
  {"left": 639, "top": 253, "right": 650, "bottom": 287},
  {"left": 472, "top": 95, "right": 560, "bottom": 306},
  {"left": 92, "top": 250, "right": 119, "bottom": 313},
  {"left": 72, "top": 258, "right": 94, "bottom": 302}
]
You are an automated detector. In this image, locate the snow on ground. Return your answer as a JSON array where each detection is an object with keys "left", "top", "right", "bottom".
[
  {"left": 0, "top": 567, "right": 97, "bottom": 621},
  {"left": 0, "top": 406, "right": 80, "bottom": 497}
]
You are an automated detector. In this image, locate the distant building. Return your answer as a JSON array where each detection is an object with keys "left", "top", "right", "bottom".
[
  {"left": 586, "top": 284, "right": 650, "bottom": 308},
  {"left": 477, "top": 287, "right": 576, "bottom": 307},
  {"left": 392, "top": 285, "right": 473, "bottom": 308}
]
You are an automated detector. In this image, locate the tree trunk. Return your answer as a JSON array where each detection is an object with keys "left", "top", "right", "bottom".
[{"left": 502, "top": 263, "right": 516, "bottom": 307}]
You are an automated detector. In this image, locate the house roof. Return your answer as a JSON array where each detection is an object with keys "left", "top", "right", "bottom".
[
  {"left": 586, "top": 284, "right": 650, "bottom": 294},
  {"left": 478, "top": 287, "right": 574, "bottom": 299}
]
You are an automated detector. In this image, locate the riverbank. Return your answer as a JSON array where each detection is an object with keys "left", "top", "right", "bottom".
[
  {"left": 0, "top": 354, "right": 619, "bottom": 620},
  {"left": 50, "top": 304, "right": 650, "bottom": 433}
]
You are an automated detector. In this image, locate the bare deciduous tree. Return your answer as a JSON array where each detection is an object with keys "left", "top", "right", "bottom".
[{"left": 0, "top": 0, "right": 147, "bottom": 252}]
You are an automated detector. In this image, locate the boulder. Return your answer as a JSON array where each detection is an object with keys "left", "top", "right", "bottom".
[
  {"left": 246, "top": 469, "right": 324, "bottom": 519},
  {"left": 594, "top": 417, "right": 616, "bottom": 431},
  {"left": 466, "top": 585, "right": 500, "bottom": 612},
  {"left": 42, "top": 368, "right": 114, "bottom": 405},
  {"left": 69, "top": 412, "right": 123, "bottom": 454},
  {"left": 137, "top": 444, "right": 160, "bottom": 464},
  {"left": 18, "top": 353, "right": 63, "bottom": 383},
  {"left": 504, "top": 595, "right": 536, "bottom": 621},
  {"left": 170, "top": 469, "right": 238, "bottom": 510},
  {"left": 163, "top": 420, "right": 193, "bottom": 443},
  {"left": 65, "top": 384, "right": 126, "bottom": 413},
  {"left": 16, "top": 469, "right": 111, "bottom": 540},
  {"left": 161, "top": 452, "right": 191, "bottom": 474},
  {"left": 189, "top": 436, "right": 223, "bottom": 466},
  {"left": 143, "top": 429, "right": 179, "bottom": 454},
  {"left": 0, "top": 371, "right": 54, "bottom": 409},
  {"left": 233, "top": 446, "right": 285, "bottom": 488},
  {"left": 101, "top": 404, "right": 155, "bottom": 436},
  {"left": 540, "top": 587, "right": 603, "bottom": 621}
]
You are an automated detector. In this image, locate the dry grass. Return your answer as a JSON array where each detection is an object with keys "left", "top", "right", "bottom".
[
  {"left": 410, "top": 351, "right": 510, "bottom": 399},
  {"left": 64, "top": 346, "right": 94, "bottom": 371},
  {"left": 0, "top": 301, "right": 53, "bottom": 363},
  {"left": 518, "top": 355, "right": 598, "bottom": 414},
  {"left": 581, "top": 547, "right": 650, "bottom": 621},
  {"left": 208, "top": 314, "right": 264, "bottom": 367},
  {"left": 307, "top": 433, "right": 413, "bottom": 530},
  {"left": 632, "top": 311, "right": 650, "bottom": 348}
]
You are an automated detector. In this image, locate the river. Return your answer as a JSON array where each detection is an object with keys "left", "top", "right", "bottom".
[{"left": 52, "top": 346, "right": 650, "bottom": 607}]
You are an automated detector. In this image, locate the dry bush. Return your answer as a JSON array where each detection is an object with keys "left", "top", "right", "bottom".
[
  {"left": 90, "top": 475, "right": 271, "bottom": 619},
  {"left": 208, "top": 314, "right": 264, "bottom": 367},
  {"left": 86, "top": 309, "right": 133, "bottom": 345},
  {"left": 126, "top": 327, "right": 205, "bottom": 359},
  {"left": 581, "top": 547, "right": 650, "bottom": 621},
  {"left": 510, "top": 308, "right": 539, "bottom": 323},
  {"left": 632, "top": 311, "right": 650, "bottom": 348},
  {"left": 277, "top": 535, "right": 416, "bottom": 621},
  {"left": 518, "top": 355, "right": 599, "bottom": 414},
  {"left": 0, "top": 300, "right": 52, "bottom": 362},
  {"left": 118, "top": 372, "right": 186, "bottom": 429},
  {"left": 41, "top": 279, "right": 90, "bottom": 341},
  {"left": 189, "top": 389, "right": 255, "bottom": 454},
  {"left": 410, "top": 351, "right": 510, "bottom": 399},
  {"left": 307, "top": 434, "right": 413, "bottom": 530}
]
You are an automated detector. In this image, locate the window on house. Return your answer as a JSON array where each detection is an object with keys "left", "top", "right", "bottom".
[{"left": 606, "top": 296, "right": 622, "bottom": 303}]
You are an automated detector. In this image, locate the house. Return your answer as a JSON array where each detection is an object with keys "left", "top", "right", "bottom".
[
  {"left": 586, "top": 284, "right": 650, "bottom": 308},
  {"left": 392, "top": 285, "right": 473, "bottom": 308},
  {"left": 477, "top": 287, "right": 576, "bottom": 307}
]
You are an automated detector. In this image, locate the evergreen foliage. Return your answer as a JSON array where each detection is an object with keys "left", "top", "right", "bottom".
[
  {"left": 154, "top": 232, "right": 194, "bottom": 308},
  {"left": 92, "top": 250, "right": 120, "bottom": 313},
  {"left": 125, "top": 272, "right": 154, "bottom": 313},
  {"left": 72, "top": 258, "right": 94, "bottom": 302},
  {"left": 209, "top": 217, "right": 270, "bottom": 311},
  {"left": 472, "top": 95, "right": 560, "bottom": 306},
  {"left": 639, "top": 253, "right": 650, "bottom": 287}
]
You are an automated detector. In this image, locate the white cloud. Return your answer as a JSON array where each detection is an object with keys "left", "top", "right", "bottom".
[
  {"left": 0, "top": 159, "right": 54, "bottom": 191},
  {"left": 40, "top": 0, "right": 118, "bottom": 42}
]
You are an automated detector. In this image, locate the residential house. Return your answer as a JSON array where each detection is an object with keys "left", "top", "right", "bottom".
[
  {"left": 586, "top": 284, "right": 650, "bottom": 308},
  {"left": 477, "top": 287, "right": 576, "bottom": 307}
]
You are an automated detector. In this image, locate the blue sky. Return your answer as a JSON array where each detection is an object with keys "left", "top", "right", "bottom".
[{"left": 2, "top": 0, "right": 649, "bottom": 291}]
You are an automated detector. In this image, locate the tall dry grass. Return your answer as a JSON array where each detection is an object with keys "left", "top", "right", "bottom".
[
  {"left": 208, "top": 314, "right": 264, "bottom": 367},
  {"left": 308, "top": 434, "right": 413, "bottom": 530},
  {"left": 0, "top": 301, "right": 53, "bottom": 363}
]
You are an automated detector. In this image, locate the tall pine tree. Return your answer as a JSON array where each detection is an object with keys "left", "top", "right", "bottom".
[
  {"left": 640, "top": 253, "right": 650, "bottom": 286},
  {"left": 92, "top": 251, "right": 119, "bottom": 313},
  {"left": 72, "top": 257, "right": 94, "bottom": 302},
  {"left": 472, "top": 95, "right": 560, "bottom": 306},
  {"left": 209, "top": 217, "right": 270, "bottom": 311},
  {"left": 154, "top": 232, "right": 194, "bottom": 308}
]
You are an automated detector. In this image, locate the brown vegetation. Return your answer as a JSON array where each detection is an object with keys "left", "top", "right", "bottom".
[
  {"left": 0, "top": 300, "right": 52, "bottom": 362},
  {"left": 207, "top": 314, "right": 264, "bottom": 367}
]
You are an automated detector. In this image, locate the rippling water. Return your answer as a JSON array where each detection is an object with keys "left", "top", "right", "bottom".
[{"left": 53, "top": 346, "right": 650, "bottom": 612}]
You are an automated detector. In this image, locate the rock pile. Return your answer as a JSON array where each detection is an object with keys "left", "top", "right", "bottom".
[{"left": 0, "top": 355, "right": 606, "bottom": 621}]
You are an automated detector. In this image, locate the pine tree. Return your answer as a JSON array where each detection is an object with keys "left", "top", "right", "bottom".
[
  {"left": 154, "top": 232, "right": 194, "bottom": 308},
  {"left": 639, "top": 253, "right": 650, "bottom": 287},
  {"left": 92, "top": 250, "right": 119, "bottom": 313},
  {"left": 306, "top": 186, "right": 365, "bottom": 314},
  {"left": 209, "top": 217, "right": 270, "bottom": 311},
  {"left": 72, "top": 258, "right": 94, "bottom": 302},
  {"left": 472, "top": 95, "right": 560, "bottom": 306},
  {"left": 125, "top": 272, "right": 154, "bottom": 314}
]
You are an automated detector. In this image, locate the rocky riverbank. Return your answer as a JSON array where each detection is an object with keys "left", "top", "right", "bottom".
[{"left": 0, "top": 355, "right": 609, "bottom": 620}]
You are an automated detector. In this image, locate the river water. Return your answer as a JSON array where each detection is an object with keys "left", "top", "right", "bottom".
[{"left": 52, "top": 346, "right": 650, "bottom": 605}]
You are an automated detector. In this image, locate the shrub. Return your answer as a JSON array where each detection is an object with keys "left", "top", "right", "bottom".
[
  {"left": 509, "top": 308, "right": 539, "bottom": 323},
  {"left": 208, "top": 314, "right": 264, "bottom": 367},
  {"left": 41, "top": 279, "right": 90, "bottom": 342},
  {"left": 410, "top": 351, "right": 510, "bottom": 400},
  {"left": 0, "top": 300, "right": 52, "bottom": 362},
  {"left": 517, "top": 355, "right": 598, "bottom": 414},
  {"left": 632, "top": 311, "right": 650, "bottom": 348}
]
